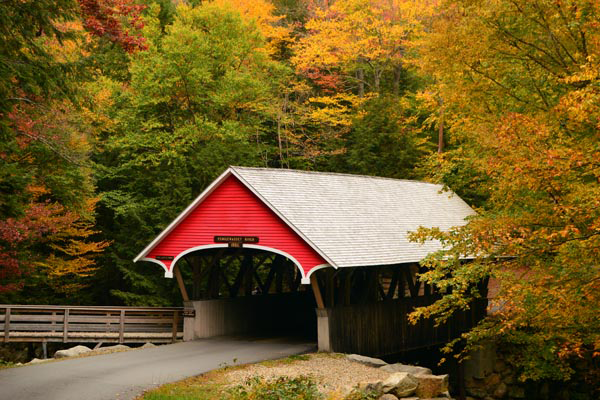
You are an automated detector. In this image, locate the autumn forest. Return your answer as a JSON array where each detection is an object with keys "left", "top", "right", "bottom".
[{"left": 1, "top": 0, "right": 599, "bottom": 387}]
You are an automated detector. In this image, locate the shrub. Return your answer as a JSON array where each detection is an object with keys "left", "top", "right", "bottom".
[{"left": 226, "top": 375, "right": 323, "bottom": 400}]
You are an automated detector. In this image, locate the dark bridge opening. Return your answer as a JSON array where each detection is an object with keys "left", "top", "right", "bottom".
[{"left": 176, "top": 248, "right": 317, "bottom": 341}]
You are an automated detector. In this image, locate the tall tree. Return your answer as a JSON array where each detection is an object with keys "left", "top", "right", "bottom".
[
  {"left": 91, "top": 3, "right": 290, "bottom": 305},
  {"left": 410, "top": 0, "right": 600, "bottom": 383},
  {"left": 0, "top": 0, "right": 142, "bottom": 302}
]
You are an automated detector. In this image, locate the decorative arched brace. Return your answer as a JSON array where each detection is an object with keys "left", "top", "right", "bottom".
[
  {"left": 140, "top": 257, "right": 172, "bottom": 278},
  {"left": 152, "top": 243, "right": 333, "bottom": 284}
]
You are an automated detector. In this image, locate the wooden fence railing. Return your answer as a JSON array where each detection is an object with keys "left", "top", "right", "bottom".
[{"left": 0, "top": 305, "right": 185, "bottom": 344}]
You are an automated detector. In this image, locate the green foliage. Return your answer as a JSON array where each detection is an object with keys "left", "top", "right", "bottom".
[
  {"left": 336, "top": 95, "right": 435, "bottom": 179},
  {"left": 226, "top": 376, "right": 323, "bottom": 400},
  {"left": 342, "top": 388, "right": 379, "bottom": 400},
  {"left": 89, "top": 2, "right": 292, "bottom": 304}
]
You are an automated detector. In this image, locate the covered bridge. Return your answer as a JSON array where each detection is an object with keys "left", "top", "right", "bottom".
[{"left": 135, "top": 167, "right": 485, "bottom": 356}]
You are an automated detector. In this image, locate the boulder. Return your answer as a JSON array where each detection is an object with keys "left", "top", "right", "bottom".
[
  {"left": 141, "top": 342, "right": 156, "bottom": 348},
  {"left": 415, "top": 374, "right": 449, "bottom": 398},
  {"left": 378, "top": 394, "right": 399, "bottom": 400},
  {"left": 466, "top": 387, "right": 488, "bottom": 398},
  {"left": 28, "top": 358, "right": 50, "bottom": 364},
  {"left": 508, "top": 385, "right": 525, "bottom": 399},
  {"left": 380, "top": 363, "right": 432, "bottom": 375},
  {"left": 357, "top": 380, "right": 383, "bottom": 395},
  {"left": 54, "top": 345, "right": 92, "bottom": 359},
  {"left": 493, "top": 383, "right": 507, "bottom": 398},
  {"left": 95, "top": 344, "right": 130, "bottom": 352},
  {"left": 381, "top": 372, "right": 418, "bottom": 397},
  {"left": 484, "top": 372, "right": 501, "bottom": 387},
  {"left": 346, "top": 354, "right": 388, "bottom": 368}
]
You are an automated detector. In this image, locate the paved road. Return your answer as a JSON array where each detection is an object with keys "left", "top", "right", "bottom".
[{"left": 0, "top": 337, "right": 316, "bottom": 400}]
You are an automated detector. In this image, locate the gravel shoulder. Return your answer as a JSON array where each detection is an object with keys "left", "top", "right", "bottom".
[
  {"left": 142, "top": 352, "right": 392, "bottom": 399},
  {"left": 225, "top": 353, "right": 390, "bottom": 394}
]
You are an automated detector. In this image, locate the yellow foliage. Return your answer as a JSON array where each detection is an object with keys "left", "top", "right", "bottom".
[
  {"left": 210, "top": 0, "right": 292, "bottom": 55},
  {"left": 293, "top": 0, "right": 436, "bottom": 71},
  {"left": 307, "top": 93, "right": 369, "bottom": 126}
]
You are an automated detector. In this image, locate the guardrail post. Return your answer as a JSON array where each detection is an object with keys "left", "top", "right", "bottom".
[
  {"left": 119, "top": 310, "right": 125, "bottom": 343},
  {"left": 4, "top": 307, "right": 10, "bottom": 341},
  {"left": 63, "top": 309, "right": 69, "bottom": 342},
  {"left": 171, "top": 311, "right": 179, "bottom": 342}
]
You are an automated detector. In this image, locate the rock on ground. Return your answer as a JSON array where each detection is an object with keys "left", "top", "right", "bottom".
[
  {"left": 415, "top": 373, "right": 449, "bottom": 398},
  {"left": 382, "top": 372, "right": 418, "bottom": 397},
  {"left": 378, "top": 394, "right": 399, "bottom": 400},
  {"left": 54, "top": 345, "right": 92, "bottom": 359},
  {"left": 346, "top": 354, "right": 388, "bottom": 368},
  {"left": 28, "top": 358, "right": 51, "bottom": 364},
  {"left": 380, "top": 363, "right": 432, "bottom": 375},
  {"left": 141, "top": 342, "right": 156, "bottom": 348},
  {"left": 95, "top": 345, "right": 130, "bottom": 352}
]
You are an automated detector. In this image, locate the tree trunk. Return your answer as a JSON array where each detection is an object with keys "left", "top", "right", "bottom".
[
  {"left": 438, "top": 97, "right": 445, "bottom": 154},
  {"left": 357, "top": 68, "right": 365, "bottom": 98},
  {"left": 393, "top": 64, "right": 402, "bottom": 95}
]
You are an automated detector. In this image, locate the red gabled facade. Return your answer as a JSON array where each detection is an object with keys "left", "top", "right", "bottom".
[{"left": 143, "top": 175, "right": 328, "bottom": 279}]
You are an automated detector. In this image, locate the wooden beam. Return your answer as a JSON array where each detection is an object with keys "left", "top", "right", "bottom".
[
  {"left": 262, "top": 255, "right": 279, "bottom": 294},
  {"left": 386, "top": 268, "right": 399, "bottom": 299},
  {"left": 171, "top": 311, "right": 179, "bottom": 342},
  {"left": 326, "top": 268, "right": 335, "bottom": 307},
  {"left": 397, "top": 266, "right": 405, "bottom": 298},
  {"left": 310, "top": 273, "right": 325, "bottom": 309},
  {"left": 63, "top": 309, "right": 69, "bottom": 343},
  {"left": 4, "top": 307, "right": 10, "bottom": 341},
  {"left": 173, "top": 265, "right": 190, "bottom": 302},
  {"left": 118, "top": 310, "right": 125, "bottom": 344},
  {"left": 243, "top": 254, "right": 255, "bottom": 296},
  {"left": 405, "top": 264, "right": 421, "bottom": 297}
]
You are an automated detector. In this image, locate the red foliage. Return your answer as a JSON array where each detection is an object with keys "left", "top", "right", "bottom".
[
  {"left": 78, "top": 0, "right": 147, "bottom": 53},
  {"left": 0, "top": 200, "right": 75, "bottom": 293},
  {"left": 303, "top": 67, "right": 341, "bottom": 92}
]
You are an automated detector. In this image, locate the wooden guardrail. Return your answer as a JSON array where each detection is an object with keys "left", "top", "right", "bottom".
[{"left": 0, "top": 305, "right": 185, "bottom": 344}]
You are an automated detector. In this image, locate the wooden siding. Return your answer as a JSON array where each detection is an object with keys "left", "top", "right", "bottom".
[
  {"left": 147, "top": 175, "right": 328, "bottom": 276},
  {"left": 323, "top": 296, "right": 487, "bottom": 357}
]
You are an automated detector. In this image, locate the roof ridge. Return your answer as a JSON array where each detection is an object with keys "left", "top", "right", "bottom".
[{"left": 230, "top": 166, "right": 443, "bottom": 186}]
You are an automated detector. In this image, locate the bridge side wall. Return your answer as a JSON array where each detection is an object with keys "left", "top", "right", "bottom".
[
  {"left": 184, "top": 292, "right": 316, "bottom": 340},
  {"left": 316, "top": 297, "right": 487, "bottom": 357}
]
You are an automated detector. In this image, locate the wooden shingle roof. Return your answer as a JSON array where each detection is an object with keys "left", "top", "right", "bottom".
[{"left": 232, "top": 167, "right": 475, "bottom": 268}]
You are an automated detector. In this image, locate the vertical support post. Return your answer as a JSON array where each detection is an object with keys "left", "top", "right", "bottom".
[
  {"left": 174, "top": 265, "right": 190, "bottom": 302},
  {"left": 171, "top": 310, "right": 179, "bottom": 342},
  {"left": 4, "top": 307, "right": 11, "bottom": 341},
  {"left": 63, "top": 309, "right": 69, "bottom": 343},
  {"left": 42, "top": 340, "right": 48, "bottom": 359},
  {"left": 119, "top": 310, "right": 125, "bottom": 344},
  {"left": 51, "top": 311, "right": 57, "bottom": 332},
  {"left": 316, "top": 308, "right": 332, "bottom": 352},
  {"left": 310, "top": 274, "right": 325, "bottom": 309}
]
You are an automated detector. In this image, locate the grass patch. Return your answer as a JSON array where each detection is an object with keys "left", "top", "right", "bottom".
[
  {"left": 142, "top": 370, "right": 229, "bottom": 400},
  {"left": 0, "top": 360, "right": 17, "bottom": 370},
  {"left": 140, "top": 354, "right": 317, "bottom": 399}
]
